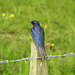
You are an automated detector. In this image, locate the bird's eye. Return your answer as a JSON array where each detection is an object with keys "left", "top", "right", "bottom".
[
  {"left": 32, "top": 22, "right": 35, "bottom": 24},
  {"left": 33, "top": 23, "right": 35, "bottom": 24},
  {"left": 31, "top": 21, "right": 35, "bottom": 25}
]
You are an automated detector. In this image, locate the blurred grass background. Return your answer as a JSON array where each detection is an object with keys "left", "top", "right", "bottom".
[{"left": 0, "top": 0, "right": 75, "bottom": 75}]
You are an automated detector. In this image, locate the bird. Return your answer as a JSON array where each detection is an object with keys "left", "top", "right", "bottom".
[{"left": 31, "top": 20, "right": 45, "bottom": 61}]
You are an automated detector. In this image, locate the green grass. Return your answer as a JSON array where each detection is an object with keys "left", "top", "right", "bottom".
[{"left": 0, "top": 0, "right": 75, "bottom": 75}]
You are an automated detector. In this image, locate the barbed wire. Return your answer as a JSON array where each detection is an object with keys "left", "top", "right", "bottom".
[{"left": 0, "top": 52, "right": 75, "bottom": 64}]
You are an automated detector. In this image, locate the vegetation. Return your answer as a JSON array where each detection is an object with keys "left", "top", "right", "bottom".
[{"left": 0, "top": 0, "right": 75, "bottom": 75}]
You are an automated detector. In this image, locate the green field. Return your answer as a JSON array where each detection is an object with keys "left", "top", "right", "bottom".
[{"left": 0, "top": 0, "right": 75, "bottom": 75}]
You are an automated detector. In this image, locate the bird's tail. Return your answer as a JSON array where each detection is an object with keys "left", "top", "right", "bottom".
[
  {"left": 40, "top": 55, "right": 46, "bottom": 66},
  {"left": 42, "top": 55, "right": 45, "bottom": 61}
]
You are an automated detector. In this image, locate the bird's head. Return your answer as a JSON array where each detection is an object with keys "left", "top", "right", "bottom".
[{"left": 31, "top": 20, "right": 40, "bottom": 27}]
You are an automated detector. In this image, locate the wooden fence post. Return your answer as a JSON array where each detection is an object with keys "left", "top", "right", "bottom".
[{"left": 30, "top": 43, "right": 50, "bottom": 75}]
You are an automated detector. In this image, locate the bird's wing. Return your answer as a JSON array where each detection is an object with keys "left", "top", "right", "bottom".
[
  {"left": 31, "top": 27, "right": 45, "bottom": 57},
  {"left": 31, "top": 27, "right": 44, "bottom": 47},
  {"left": 38, "top": 27, "right": 44, "bottom": 48}
]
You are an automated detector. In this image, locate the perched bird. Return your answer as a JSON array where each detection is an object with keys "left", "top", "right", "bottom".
[{"left": 31, "top": 20, "right": 45, "bottom": 60}]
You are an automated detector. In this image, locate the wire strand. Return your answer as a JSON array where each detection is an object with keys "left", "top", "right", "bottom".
[{"left": 0, "top": 53, "right": 75, "bottom": 64}]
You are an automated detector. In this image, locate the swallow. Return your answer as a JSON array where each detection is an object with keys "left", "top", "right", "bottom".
[{"left": 31, "top": 20, "right": 45, "bottom": 60}]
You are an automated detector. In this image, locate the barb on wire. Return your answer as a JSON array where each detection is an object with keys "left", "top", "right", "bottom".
[{"left": 0, "top": 53, "right": 75, "bottom": 64}]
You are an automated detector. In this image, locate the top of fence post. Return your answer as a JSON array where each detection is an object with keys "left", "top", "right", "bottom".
[{"left": 30, "top": 43, "right": 50, "bottom": 75}]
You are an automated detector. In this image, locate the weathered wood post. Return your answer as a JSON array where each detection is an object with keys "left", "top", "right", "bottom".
[{"left": 30, "top": 43, "right": 50, "bottom": 75}]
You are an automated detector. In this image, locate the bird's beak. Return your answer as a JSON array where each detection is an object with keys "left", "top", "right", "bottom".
[{"left": 30, "top": 22, "right": 33, "bottom": 27}]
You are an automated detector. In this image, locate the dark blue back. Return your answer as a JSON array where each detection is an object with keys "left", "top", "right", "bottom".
[{"left": 31, "top": 26, "right": 44, "bottom": 48}]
